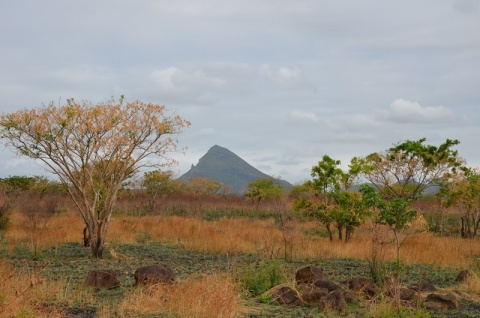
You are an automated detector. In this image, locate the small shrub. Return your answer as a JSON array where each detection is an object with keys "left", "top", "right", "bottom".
[{"left": 238, "top": 260, "right": 284, "bottom": 296}]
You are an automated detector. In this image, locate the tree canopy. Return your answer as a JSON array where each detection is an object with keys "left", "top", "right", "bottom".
[
  {"left": 353, "top": 138, "right": 462, "bottom": 200},
  {"left": 0, "top": 97, "right": 190, "bottom": 257}
]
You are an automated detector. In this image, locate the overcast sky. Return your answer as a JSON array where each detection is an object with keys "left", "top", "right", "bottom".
[{"left": 1, "top": 0, "right": 479, "bottom": 184}]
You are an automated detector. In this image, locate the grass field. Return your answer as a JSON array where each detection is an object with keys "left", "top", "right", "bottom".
[{"left": 2, "top": 208, "right": 480, "bottom": 317}]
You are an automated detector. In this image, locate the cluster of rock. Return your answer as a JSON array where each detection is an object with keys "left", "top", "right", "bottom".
[
  {"left": 84, "top": 264, "right": 175, "bottom": 289},
  {"left": 272, "top": 265, "right": 461, "bottom": 311}
]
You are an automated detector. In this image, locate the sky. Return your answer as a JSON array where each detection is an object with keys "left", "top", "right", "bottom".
[{"left": 0, "top": 0, "right": 479, "bottom": 185}]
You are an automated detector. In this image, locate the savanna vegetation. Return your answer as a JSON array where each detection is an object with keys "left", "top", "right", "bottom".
[{"left": 1, "top": 99, "right": 480, "bottom": 317}]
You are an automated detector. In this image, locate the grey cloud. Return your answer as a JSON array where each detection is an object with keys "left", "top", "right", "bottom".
[
  {"left": 1, "top": 0, "right": 480, "bottom": 184},
  {"left": 385, "top": 99, "right": 457, "bottom": 123}
]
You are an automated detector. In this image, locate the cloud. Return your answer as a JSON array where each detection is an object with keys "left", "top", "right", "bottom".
[
  {"left": 454, "top": 0, "right": 480, "bottom": 13},
  {"left": 148, "top": 67, "right": 227, "bottom": 104},
  {"left": 386, "top": 99, "right": 456, "bottom": 123},
  {"left": 259, "top": 65, "right": 305, "bottom": 88},
  {"left": 288, "top": 110, "right": 319, "bottom": 123}
]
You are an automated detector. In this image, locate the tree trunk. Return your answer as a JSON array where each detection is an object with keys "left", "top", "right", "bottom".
[
  {"left": 345, "top": 227, "right": 353, "bottom": 242},
  {"left": 86, "top": 220, "right": 109, "bottom": 258},
  {"left": 83, "top": 225, "right": 90, "bottom": 247},
  {"left": 326, "top": 224, "right": 333, "bottom": 241},
  {"left": 337, "top": 224, "right": 343, "bottom": 241}
]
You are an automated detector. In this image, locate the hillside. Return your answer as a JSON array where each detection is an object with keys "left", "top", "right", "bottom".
[{"left": 178, "top": 145, "right": 293, "bottom": 194}]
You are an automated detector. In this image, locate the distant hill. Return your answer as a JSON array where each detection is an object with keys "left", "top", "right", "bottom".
[{"left": 178, "top": 145, "right": 293, "bottom": 194}]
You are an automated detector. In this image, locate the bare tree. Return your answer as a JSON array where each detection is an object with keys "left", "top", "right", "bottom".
[{"left": 0, "top": 97, "right": 190, "bottom": 257}]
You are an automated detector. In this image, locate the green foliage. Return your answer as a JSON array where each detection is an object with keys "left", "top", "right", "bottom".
[
  {"left": 0, "top": 176, "right": 37, "bottom": 192},
  {"left": 245, "top": 178, "right": 283, "bottom": 210},
  {"left": 356, "top": 138, "right": 462, "bottom": 201},
  {"left": 296, "top": 155, "right": 366, "bottom": 241},
  {"left": 361, "top": 185, "right": 417, "bottom": 232},
  {"left": 140, "top": 170, "right": 178, "bottom": 212},
  {"left": 311, "top": 155, "right": 343, "bottom": 196},
  {"left": 179, "top": 176, "right": 222, "bottom": 196},
  {"left": 238, "top": 260, "right": 283, "bottom": 296},
  {"left": 439, "top": 168, "right": 480, "bottom": 238}
]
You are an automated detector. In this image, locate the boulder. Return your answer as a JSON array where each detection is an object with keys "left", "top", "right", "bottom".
[
  {"left": 389, "top": 287, "right": 416, "bottom": 301},
  {"left": 319, "top": 289, "right": 347, "bottom": 312},
  {"left": 313, "top": 278, "right": 339, "bottom": 292},
  {"left": 84, "top": 270, "right": 120, "bottom": 289},
  {"left": 295, "top": 266, "right": 324, "bottom": 285},
  {"left": 134, "top": 264, "right": 176, "bottom": 286},
  {"left": 344, "top": 290, "right": 357, "bottom": 303},
  {"left": 274, "top": 286, "right": 299, "bottom": 305},
  {"left": 456, "top": 269, "right": 473, "bottom": 282},
  {"left": 299, "top": 287, "right": 329, "bottom": 304},
  {"left": 425, "top": 293, "right": 459, "bottom": 309},
  {"left": 409, "top": 281, "right": 436, "bottom": 292},
  {"left": 347, "top": 278, "right": 380, "bottom": 298}
]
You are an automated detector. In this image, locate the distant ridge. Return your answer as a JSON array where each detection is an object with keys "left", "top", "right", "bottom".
[{"left": 178, "top": 145, "right": 293, "bottom": 194}]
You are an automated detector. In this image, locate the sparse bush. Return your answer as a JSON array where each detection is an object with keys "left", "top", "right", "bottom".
[{"left": 238, "top": 260, "right": 283, "bottom": 296}]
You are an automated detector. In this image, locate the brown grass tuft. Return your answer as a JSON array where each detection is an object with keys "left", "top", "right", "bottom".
[{"left": 119, "top": 273, "right": 244, "bottom": 318}]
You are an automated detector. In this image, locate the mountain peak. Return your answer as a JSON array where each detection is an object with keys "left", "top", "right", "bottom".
[{"left": 178, "top": 145, "right": 292, "bottom": 194}]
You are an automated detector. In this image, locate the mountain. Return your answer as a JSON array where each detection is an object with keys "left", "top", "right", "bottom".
[{"left": 178, "top": 145, "right": 293, "bottom": 194}]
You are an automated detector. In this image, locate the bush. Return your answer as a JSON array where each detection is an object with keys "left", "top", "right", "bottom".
[
  {"left": 238, "top": 260, "right": 283, "bottom": 296},
  {"left": 0, "top": 197, "right": 12, "bottom": 231}
]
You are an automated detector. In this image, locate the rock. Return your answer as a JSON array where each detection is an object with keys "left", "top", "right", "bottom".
[
  {"left": 84, "top": 270, "right": 120, "bottom": 289},
  {"left": 344, "top": 291, "right": 357, "bottom": 303},
  {"left": 425, "top": 293, "right": 459, "bottom": 309},
  {"left": 134, "top": 264, "right": 176, "bottom": 286},
  {"left": 456, "top": 269, "right": 473, "bottom": 282},
  {"left": 389, "top": 287, "right": 416, "bottom": 301},
  {"left": 313, "top": 278, "right": 339, "bottom": 292},
  {"left": 409, "top": 281, "right": 436, "bottom": 292},
  {"left": 274, "top": 286, "right": 299, "bottom": 305},
  {"left": 295, "top": 266, "right": 324, "bottom": 285},
  {"left": 347, "top": 278, "right": 380, "bottom": 298},
  {"left": 319, "top": 289, "right": 347, "bottom": 312},
  {"left": 299, "top": 287, "right": 329, "bottom": 304}
]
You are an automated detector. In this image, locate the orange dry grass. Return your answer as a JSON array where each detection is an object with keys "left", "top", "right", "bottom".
[
  {"left": 4, "top": 211, "right": 84, "bottom": 252},
  {"left": 402, "top": 232, "right": 480, "bottom": 267},
  {"left": 0, "top": 260, "right": 67, "bottom": 317},
  {"left": 108, "top": 215, "right": 480, "bottom": 268},
  {"left": 119, "top": 274, "right": 243, "bottom": 318},
  {"left": 6, "top": 210, "right": 480, "bottom": 268},
  {"left": 109, "top": 215, "right": 283, "bottom": 254}
]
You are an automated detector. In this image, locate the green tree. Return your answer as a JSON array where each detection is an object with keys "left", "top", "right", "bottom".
[
  {"left": 331, "top": 190, "right": 371, "bottom": 241},
  {"left": 0, "top": 97, "right": 190, "bottom": 257},
  {"left": 180, "top": 176, "right": 222, "bottom": 196},
  {"left": 439, "top": 168, "right": 480, "bottom": 238},
  {"left": 295, "top": 155, "right": 368, "bottom": 241},
  {"left": 361, "top": 184, "right": 417, "bottom": 270},
  {"left": 353, "top": 138, "right": 462, "bottom": 200},
  {"left": 245, "top": 178, "right": 283, "bottom": 211},
  {"left": 141, "top": 170, "right": 177, "bottom": 213}
]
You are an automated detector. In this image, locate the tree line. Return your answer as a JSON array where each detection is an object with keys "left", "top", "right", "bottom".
[{"left": 0, "top": 97, "right": 479, "bottom": 259}]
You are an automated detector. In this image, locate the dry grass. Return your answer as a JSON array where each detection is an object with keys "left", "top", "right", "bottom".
[
  {"left": 5, "top": 209, "right": 480, "bottom": 268},
  {"left": 107, "top": 215, "right": 480, "bottom": 268},
  {"left": 119, "top": 274, "right": 244, "bottom": 318},
  {"left": 0, "top": 259, "right": 78, "bottom": 317},
  {"left": 4, "top": 210, "right": 84, "bottom": 252},
  {"left": 458, "top": 272, "right": 480, "bottom": 302}
]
